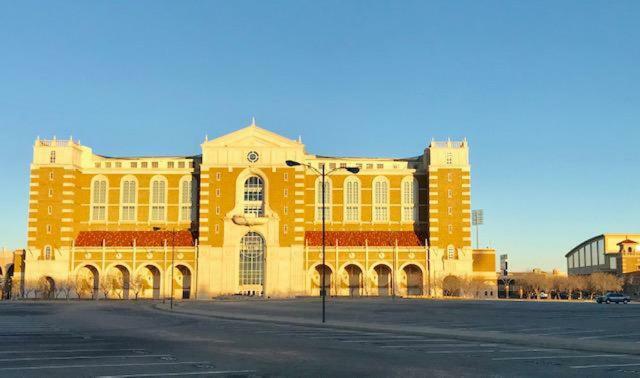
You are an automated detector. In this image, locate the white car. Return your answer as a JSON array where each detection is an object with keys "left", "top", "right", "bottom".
[{"left": 539, "top": 292, "right": 549, "bottom": 299}]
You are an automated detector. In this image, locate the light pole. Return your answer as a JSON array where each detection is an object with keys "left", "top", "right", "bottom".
[
  {"left": 286, "top": 160, "right": 359, "bottom": 323},
  {"left": 154, "top": 226, "right": 176, "bottom": 310},
  {"left": 472, "top": 209, "right": 484, "bottom": 249}
]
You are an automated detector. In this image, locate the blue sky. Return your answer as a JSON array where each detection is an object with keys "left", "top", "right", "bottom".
[{"left": 0, "top": 1, "right": 638, "bottom": 271}]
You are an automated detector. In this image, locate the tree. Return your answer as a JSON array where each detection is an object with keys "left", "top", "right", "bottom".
[
  {"left": 589, "top": 273, "right": 623, "bottom": 297},
  {"left": 131, "top": 274, "right": 145, "bottom": 300},
  {"left": 572, "top": 275, "right": 588, "bottom": 300},
  {"left": 108, "top": 273, "right": 124, "bottom": 299},
  {"left": 36, "top": 277, "right": 55, "bottom": 299},
  {"left": 99, "top": 276, "right": 112, "bottom": 299},
  {"left": 518, "top": 272, "right": 549, "bottom": 299},
  {"left": 75, "top": 276, "right": 92, "bottom": 299},
  {"left": 23, "top": 280, "right": 36, "bottom": 299},
  {"left": 442, "top": 275, "right": 463, "bottom": 297},
  {"left": 59, "top": 279, "right": 74, "bottom": 300},
  {"left": 462, "top": 278, "right": 492, "bottom": 298}
]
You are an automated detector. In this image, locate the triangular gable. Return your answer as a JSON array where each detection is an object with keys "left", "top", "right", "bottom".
[{"left": 203, "top": 124, "right": 301, "bottom": 148}]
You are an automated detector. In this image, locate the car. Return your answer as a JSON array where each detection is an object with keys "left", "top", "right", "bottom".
[
  {"left": 596, "top": 292, "right": 630, "bottom": 304},
  {"left": 539, "top": 292, "right": 549, "bottom": 299}
]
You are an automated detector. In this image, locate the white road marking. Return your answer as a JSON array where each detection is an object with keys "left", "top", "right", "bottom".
[
  {"left": 579, "top": 332, "right": 640, "bottom": 340},
  {"left": 534, "top": 330, "right": 606, "bottom": 336},
  {"left": 492, "top": 354, "right": 621, "bottom": 361},
  {"left": 507, "top": 326, "right": 565, "bottom": 332},
  {"left": 0, "top": 354, "right": 171, "bottom": 362},
  {"left": 380, "top": 343, "right": 495, "bottom": 348},
  {"left": 571, "top": 362, "right": 640, "bottom": 369},
  {"left": 0, "top": 348, "right": 144, "bottom": 354},
  {"left": 98, "top": 370, "right": 258, "bottom": 378},
  {"left": 0, "top": 360, "right": 213, "bottom": 371}
]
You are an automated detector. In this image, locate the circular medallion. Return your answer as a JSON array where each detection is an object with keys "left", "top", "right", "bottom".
[
  {"left": 247, "top": 151, "right": 259, "bottom": 163},
  {"left": 348, "top": 252, "right": 355, "bottom": 259},
  {"left": 318, "top": 253, "right": 323, "bottom": 259},
  {"left": 84, "top": 253, "right": 92, "bottom": 259},
  {"left": 408, "top": 252, "right": 415, "bottom": 259},
  {"left": 177, "top": 252, "right": 184, "bottom": 259},
  {"left": 115, "top": 253, "right": 122, "bottom": 260},
  {"left": 146, "top": 252, "right": 153, "bottom": 259},
  {"left": 378, "top": 252, "right": 385, "bottom": 259}
]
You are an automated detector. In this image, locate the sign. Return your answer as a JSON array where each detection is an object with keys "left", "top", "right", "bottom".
[{"left": 500, "top": 254, "right": 508, "bottom": 276}]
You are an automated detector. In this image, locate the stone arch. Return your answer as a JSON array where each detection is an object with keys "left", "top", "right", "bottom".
[
  {"left": 370, "top": 263, "right": 393, "bottom": 296},
  {"left": 76, "top": 264, "right": 100, "bottom": 299},
  {"left": 172, "top": 264, "right": 193, "bottom": 299},
  {"left": 309, "top": 263, "right": 333, "bottom": 296},
  {"left": 106, "top": 264, "right": 131, "bottom": 299},
  {"left": 401, "top": 264, "right": 424, "bottom": 296},
  {"left": 340, "top": 264, "right": 363, "bottom": 297},
  {"left": 136, "top": 264, "right": 162, "bottom": 299},
  {"left": 39, "top": 276, "right": 56, "bottom": 299},
  {"left": 230, "top": 167, "right": 275, "bottom": 218}
]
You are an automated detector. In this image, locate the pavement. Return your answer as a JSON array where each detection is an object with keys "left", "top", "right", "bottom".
[{"left": 0, "top": 299, "right": 639, "bottom": 377}]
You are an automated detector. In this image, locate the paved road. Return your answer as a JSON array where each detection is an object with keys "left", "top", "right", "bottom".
[{"left": 0, "top": 300, "right": 639, "bottom": 377}]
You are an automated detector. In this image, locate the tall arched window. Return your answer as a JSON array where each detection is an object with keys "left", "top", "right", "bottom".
[
  {"left": 91, "top": 176, "right": 108, "bottom": 221},
  {"left": 239, "top": 232, "right": 265, "bottom": 287},
  {"left": 315, "top": 178, "right": 331, "bottom": 222},
  {"left": 401, "top": 176, "right": 418, "bottom": 222},
  {"left": 343, "top": 177, "right": 360, "bottom": 222},
  {"left": 150, "top": 176, "right": 167, "bottom": 222},
  {"left": 372, "top": 177, "right": 389, "bottom": 222},
  {"left": 120, "top": 176, "right": 137, "bottom": 222},
  {"left": 243, "top": 176, "right": 264, "bottom": 217},
  {"left": 180, "top": 176, "right": 194, "bottom": 222},
  {"left": 44, "top": 245, "right": 52, "bottom": 260}
]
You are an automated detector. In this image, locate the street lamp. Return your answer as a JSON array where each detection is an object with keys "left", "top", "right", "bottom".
[
  {"left": 286, "top": 160, "right": 359, "bottom": 323},
  {"left": 153, "top": 226, "right": 176, "bottom": 310}
]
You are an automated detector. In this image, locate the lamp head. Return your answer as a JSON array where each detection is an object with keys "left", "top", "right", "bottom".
[
  {"left": 346, "top": 167, "right": 360, "bottom": 174},
  {"left": 286, "top": 160, "right": 301, "bottom": 167}
]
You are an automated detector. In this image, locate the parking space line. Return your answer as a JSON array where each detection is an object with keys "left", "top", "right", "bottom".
[
  {"left": 0, "top": 348, "right": 145, "bottom": 354},
  {"left": 492, "top": 354, "right": 621, "bottom": 361},
  {"left": 579, "top": 332, "right": 640, "bottom": 340},
  {"left": 98, "top": 370, "right": 258, "bottom": 377},
  {"left": 535, "top": 330, "right": 605, "bottom": 336},
  {"left": 571, "top": 362, "right": 640, "bottom": 369},
  {"left": 0, "top": 360, "right": 214, "bottom": 371},
  {"left": 0, "top": 354, "right": 171, "bottom": 362}
]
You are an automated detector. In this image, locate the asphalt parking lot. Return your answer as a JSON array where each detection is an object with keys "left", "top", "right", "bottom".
[{"left": 1, "top": 299, "right": 640, "bottom": 377}]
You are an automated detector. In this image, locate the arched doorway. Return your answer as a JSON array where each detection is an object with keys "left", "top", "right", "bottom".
[
  {"left": 311, "top": 264, "right": 332, "bottom": 296},
  {"left": 403, "top": 265, "right": 423, "bottom": 296},
  {"left": 174, "top": 265, "right": 192, "bottom": 299},
  {"left": 443, "top": 275, "right": 462, "bottom": 297},
  {"left": 39, "top": 276, "right": 55, "bottom": 299},
  {"left": 77, "top": 265, "right": 99, "bottom": 299},
  {"left": 107, "top": 265, "right": 130, "bottom": 299},
  {"left": 139, "top": 265, "right": 161, "bottom": 299},
  {"left": 239, "top": 232, "right": 265, "bottom": 296},
  {"left": 373, "top": 265, "right": 392, "bottom": 296},
  {"left": 344, "top": 265, "right": 362, "bottom": 297}
]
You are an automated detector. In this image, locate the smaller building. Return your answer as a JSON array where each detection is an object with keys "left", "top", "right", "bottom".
[
  {"left": 565, "top": 234, "right": 640, "bottom": 276},
  {"left": 0, "top": 248, "right": 25, "bottom": 299}
]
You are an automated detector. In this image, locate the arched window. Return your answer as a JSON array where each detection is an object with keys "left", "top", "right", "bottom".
[
  {"left": 243, "top": 176, "right": 264, "bottom": 217},
  {"left": 91, "top": 176, "right": 108, "bottom": 221},
  {"left": 239, "top": 232, "right": 265, "bottom": 287},
  {"left": 150, "top": 176, "right": 167, "bottom": 222},
  {"left": 401, "top": 176, "right": 418, "bottom": 222},
  {"left": 343, "top": 177, "right": 360, "bottom": 222},
  {"left": 372, "top": 177, "right": 389, "bottom": 222},
  {"left": 180, "top": 176, "right": 194, "bottom": 222},
  {"left": 44, "top": 245, "right": 52, "bottom": 260},
  {"left": 315, "top": 177, "right": 331, "bottom": 222},
  {"left": 49, "top": 151, "right": 56, "bottom": 163},
  {"left": 120, "top": 176, "right": 137, "bottom": 222},
  {"left": 447, "top": 245, "right": 456, "bottom": 259}
]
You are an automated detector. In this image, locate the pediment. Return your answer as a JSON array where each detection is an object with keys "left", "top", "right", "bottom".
[{"left": 203, "top": 124, "right": 301, "bottom": 149}]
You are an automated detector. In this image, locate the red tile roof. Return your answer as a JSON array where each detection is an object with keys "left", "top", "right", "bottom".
[
  {"left": 75, "top": 231, "right": 195, "bottom": 247},
  {"left": 305, "top": 231, "right": 428, "bottom": 247}
]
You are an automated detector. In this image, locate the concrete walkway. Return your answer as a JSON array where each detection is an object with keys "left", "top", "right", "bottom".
[{"left": 154, "top": 302, "right": 640, "bottom": 356}]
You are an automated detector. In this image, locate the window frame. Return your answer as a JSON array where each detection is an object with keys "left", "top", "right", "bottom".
[
  {"left": 90, "top": 175, "right": 109, "bottom": 222},
  {"left": 400, "top": 176, "right": 418, "bottom": 223},
  {"left": 372, "top": 176, "right": 389, "bottom": 223},
  {"left": 179, "top": 175, "right": 194, "bottom": 222},
  {"left": 315, "top": 177, "right": 332, "bottom": 222},
  {"left": 149, "top": 175, "right": 168, "bottom": 223},
  {"left": 343, "top": 176, "right": 361, "bottom": 223},
  {"left": 119, "top": 175, "right": 138, "bottom": 223}
]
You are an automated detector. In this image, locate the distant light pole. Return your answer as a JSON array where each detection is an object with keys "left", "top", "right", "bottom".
[
  {"left": 286, "top": 160, "right": 359, "bottom": 323},
  {"left": 471, "top": 209, "right": 484, "bottom": 249},
  {"left": 153, "top": 226, "right": 176, "bottom": 310}
]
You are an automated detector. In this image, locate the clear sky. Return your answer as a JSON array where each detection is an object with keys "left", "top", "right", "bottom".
[{"left": 0, "top": 1, "right": 638, "bottom": 271}]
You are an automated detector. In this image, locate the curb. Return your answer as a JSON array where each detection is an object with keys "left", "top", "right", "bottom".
[{"left": 153, "top": 303, "right": 640, "bottom": 356}]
